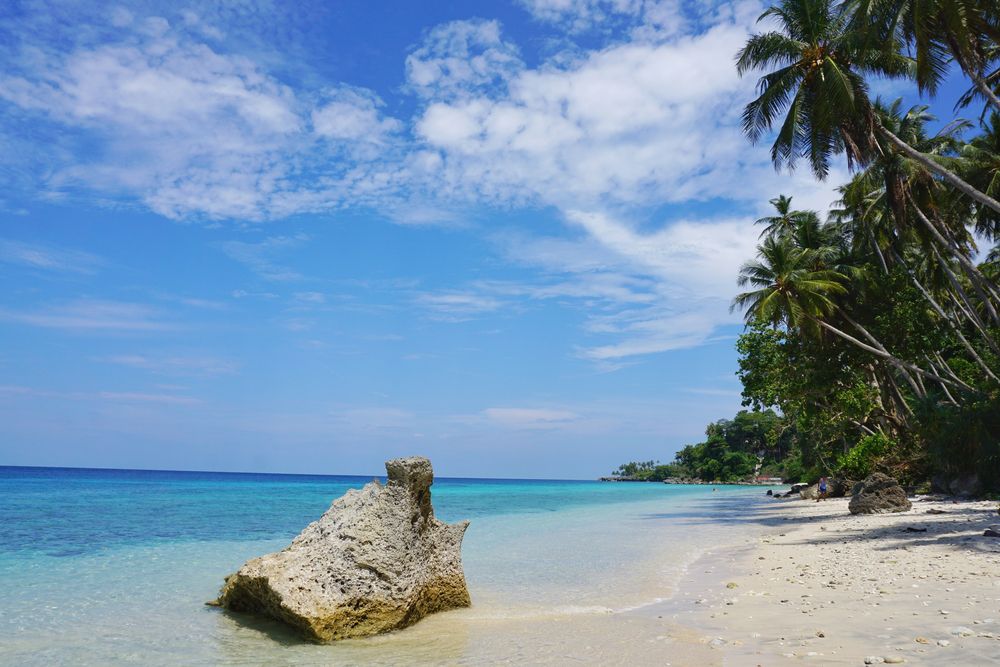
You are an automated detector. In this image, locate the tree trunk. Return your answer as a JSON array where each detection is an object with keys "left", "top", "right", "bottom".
[
  {"left": 812, "top": 317, "right": 970, "bottom": 393},
  {"left": 878, "top": 126, "right": 1000, "bottom": 216},
  {"left": 891, "top": 248, "right": 1000, "bottom": 382},
  {"left": 907, "top": 193, "right": 1000, "bottom": 325}
]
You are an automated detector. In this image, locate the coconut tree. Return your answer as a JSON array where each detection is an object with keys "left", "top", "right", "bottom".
[
  {"left": 848, "top": 0, "right": 1000, "bottom": 112},
  {"left": 737, "top": 0, "right": 1000, "bottom": 216},
  {"left": 754, "top": 195, "right": 822, "bottom": 239},
  {"left": 733, "top": 233, "right": 971, "bottom": 392},
  {"left": 962, "top": 112, "right": 1000, "bottom": 239}
]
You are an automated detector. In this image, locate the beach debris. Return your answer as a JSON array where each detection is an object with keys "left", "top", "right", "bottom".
[
  {"left": 210, "top": 456, "right": 471, "bottom": 642},
  {"left": 936, "top": 639, "right": 950, "bottom": 647},
  {"left": 883, "top": 657, "right": 905, "bottom": 664},
  {"left": 915, "top": 636, "right": 929, "bottom": 644},
  {"left": 864, "top": 656, "right": 884, "bottom": 664},
  {"left": 983, "top": 525, "right": 1000, "bottom": 538},
  {"left": 849, "top": 473, "right": 912, "bottom": 515},
  {"left": 926, "top": 508, "right": 948, "bottom": 514},
  {"left": 726, "top": 582, "right": 739, "bottom": 589},
  {"left": 948, "top": 626, "right": 974, "bottom": 637}
]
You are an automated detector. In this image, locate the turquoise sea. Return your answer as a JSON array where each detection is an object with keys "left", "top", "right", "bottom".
[{"left": 0, "top": 466, "right": 764, "bottom": 665}]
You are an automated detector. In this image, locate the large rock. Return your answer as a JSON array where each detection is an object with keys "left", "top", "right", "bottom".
[
  {"left": 849, "top": 473, "right": 912, "bottom": 515},
  {"left": 212, "top": 457, "right": 471, "bottom": 641}
]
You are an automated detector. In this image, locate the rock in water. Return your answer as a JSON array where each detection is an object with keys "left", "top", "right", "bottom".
[
  {"left": 848, "top": 473, "right": 912, "bottom": 515},
  {"left": 212, "top": 457, "right": 471, "bottom": 641}
]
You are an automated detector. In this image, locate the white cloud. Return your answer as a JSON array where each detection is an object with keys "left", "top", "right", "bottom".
[
  {"left": 312, "top": 86, "right": 401, "bottom": 143},
  {"left": 0, "top": 19, "right": 403, "bottom": 220},
  {"left": 413, "top": 18, "right": 765, "bottom": 209},
  {"left": 406, "top": 19, "right": 523, "bottom": 101}
]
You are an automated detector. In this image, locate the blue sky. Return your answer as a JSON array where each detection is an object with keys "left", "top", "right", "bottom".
[{"left": 0, "top": 0, "right": 979, "bottom": 478}]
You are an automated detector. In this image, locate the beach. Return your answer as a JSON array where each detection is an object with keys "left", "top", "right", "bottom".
[{"left": 664, "top": 494, "right": 1000, "bottom": 665}]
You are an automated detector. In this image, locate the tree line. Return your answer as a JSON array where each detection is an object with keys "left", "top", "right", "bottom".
[{"left": 617, "top": 0, "right": 1000, "bottom": 489}]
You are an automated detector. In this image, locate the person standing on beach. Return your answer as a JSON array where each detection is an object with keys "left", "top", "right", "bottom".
[{"left": 817, "top": 477, "right": 828, "bottom": 502}]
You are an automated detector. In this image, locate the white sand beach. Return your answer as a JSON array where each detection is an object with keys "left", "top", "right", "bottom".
[{"left": 659, "top": 494, "right": 1000, "bottom": 665}]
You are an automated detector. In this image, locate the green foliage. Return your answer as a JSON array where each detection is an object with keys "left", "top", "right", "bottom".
[
  {"left": 837, "top": 433, "right": 894, "bottom": 479},
  {"left": 611, "top": 461, "right": 685, "bottom": 481}
]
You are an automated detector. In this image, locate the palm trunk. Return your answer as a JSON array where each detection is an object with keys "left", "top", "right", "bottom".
[
  {"left": 971, "top": 73, "right": 1000, "bottom": 114},
  {"left": 907, "top": 193, "right": 1000, "bottom": 325},
  {"left": 891, "top": 248, "right": 1000, "bottom": 382},
  {"left": 838, "top": 311, "right": 927, "bottom": 397},
  {"left": 812, "top": 317, "right": 970, "bottom": 393},
  {"left": 878, "top": 126, "right": 1000, "bottom": 216}
]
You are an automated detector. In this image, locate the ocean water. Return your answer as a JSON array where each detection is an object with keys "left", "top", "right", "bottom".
[{"left": 0, "top": 466, "right": 764, "bottom": 665}]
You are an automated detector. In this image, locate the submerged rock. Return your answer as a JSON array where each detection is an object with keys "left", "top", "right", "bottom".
[
  {"left": 212, "top": 457, "right": 471, "bottom": 642},
  {"left": 849, "top": 473, "right": 912, "bottom": 515}
]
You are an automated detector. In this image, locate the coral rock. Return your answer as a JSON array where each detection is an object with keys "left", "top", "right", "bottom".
[
  {"left": 849, "top": 473, "right": 911, "bottom": 515},
  {"left": 213, "top": 457, "right": 470, "bottom": 641}
]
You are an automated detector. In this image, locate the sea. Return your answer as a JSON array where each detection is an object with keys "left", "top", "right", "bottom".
[{"left": 0, "top": 466, "right": 765, "bottom": 665}]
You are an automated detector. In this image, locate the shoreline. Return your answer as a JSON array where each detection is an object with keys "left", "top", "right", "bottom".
[{"left": 658, "top": 494, "right": 1000, "bottom": 665}]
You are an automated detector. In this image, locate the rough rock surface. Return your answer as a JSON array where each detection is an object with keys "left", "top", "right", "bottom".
[
  {"left": 848, "top": 473, "right": 912, "bottom": 515},
  {"left": 212, "top": 457, "right": 471, "bottom": 641}
]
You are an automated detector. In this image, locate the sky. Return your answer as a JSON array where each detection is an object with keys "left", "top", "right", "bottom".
[{"left": 0, "top": 0, "right": 977, "bottom": 478}]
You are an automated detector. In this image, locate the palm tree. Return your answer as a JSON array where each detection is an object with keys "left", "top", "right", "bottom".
[
  {"left": 733, "top": 235, "right": 847, "bottom": 334},
  {"left": 962, "top": 112, "right": 1000, "bottom": 239},
  {"left": 733, "top": 232, "right": 971, "bottom": 391},
  {"left": 737, "top": 0, "right": 1000, "bottom": 216},
  {"left": 755, "top": 195, "right": 822, "bottom": 239},
  {"left": 848, "top": 0, "right": 1000, "bottom": 112}
]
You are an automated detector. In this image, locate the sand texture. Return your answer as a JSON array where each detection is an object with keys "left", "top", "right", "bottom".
[{"left": 666, "top": 495, "right": 1000, "bottom": 665}]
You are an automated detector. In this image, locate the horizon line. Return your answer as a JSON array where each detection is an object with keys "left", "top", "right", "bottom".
[{"left": 0, "top": 463, "right": 596, "bottom": 483}]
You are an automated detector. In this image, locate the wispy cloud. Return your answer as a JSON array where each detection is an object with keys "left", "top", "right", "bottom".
[
  {"left": 0, "top": 239, "right": 102, "bottom": 273},
  {"left": 482, "top": 407, "right": 579, "bottom": 428},
  {"left": 221, "top": 234, "right": 308, "bottom": 281},
  {"left": 0, "top": 384, "right": 199, "bottom": 405},
  {"left": 416, "top": 292, "right": 505, "bottom": 320},
  {"left": 100, "top": 354, "right": 238, "bottom": 377},
  {"left": 0, "top": 299, "right": 173, "bottom": 332},
  {"left": 96, "top": 391, "right": 201, "bottom": 405}
]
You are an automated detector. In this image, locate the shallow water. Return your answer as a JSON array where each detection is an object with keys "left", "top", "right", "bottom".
[{"left": 0, "top": 466, "right": 763, "bottom": 664}]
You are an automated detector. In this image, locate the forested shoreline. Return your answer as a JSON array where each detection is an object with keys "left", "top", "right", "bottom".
[{"left": 615, "top": 0, "right": 1000, "bottom": 493}]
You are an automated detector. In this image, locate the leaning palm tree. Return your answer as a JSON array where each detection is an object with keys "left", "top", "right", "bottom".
[{"left": 737, "top": 0, "right": 1000, "bottom": 216}]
